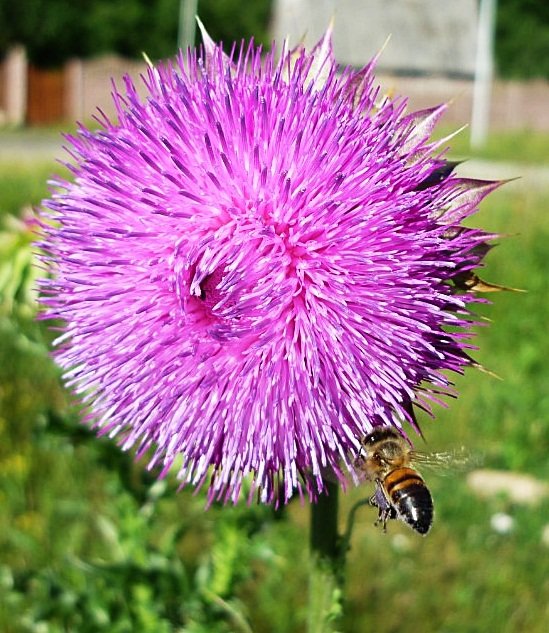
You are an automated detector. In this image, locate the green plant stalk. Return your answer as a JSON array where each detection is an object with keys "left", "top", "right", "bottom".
[{"left": 308, "top": 481, "right": 343, "bottom": 633}]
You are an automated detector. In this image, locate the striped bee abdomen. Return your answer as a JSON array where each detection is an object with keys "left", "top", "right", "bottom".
[{"left": 384, "top": 467, "right": 434, "bottom": 535}]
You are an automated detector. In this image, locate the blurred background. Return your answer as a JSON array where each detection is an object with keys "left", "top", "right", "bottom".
[{"left": 1, "top": 1, "right": 548, "bottom": 631}]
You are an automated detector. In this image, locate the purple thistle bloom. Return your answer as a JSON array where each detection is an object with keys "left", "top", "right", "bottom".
[{"left": 38, "top": 28, "right": 498, "bottom": 505}]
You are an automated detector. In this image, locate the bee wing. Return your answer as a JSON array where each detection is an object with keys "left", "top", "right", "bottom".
[{"left": 409, "top": 447, "right": 480, "bottom": 474}]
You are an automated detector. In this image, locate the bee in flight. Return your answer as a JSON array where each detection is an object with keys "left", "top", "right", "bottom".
[{"left": 356, "top": 426, "right": 463, "bottom": 535}]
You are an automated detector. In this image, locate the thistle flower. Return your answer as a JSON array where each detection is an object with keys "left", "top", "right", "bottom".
[{"left": 38, "top": 28, "right": 499, "bottom": 505}]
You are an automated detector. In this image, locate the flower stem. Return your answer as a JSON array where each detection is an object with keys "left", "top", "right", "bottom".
[{"left": 308, "top": 481, "right": 343, "bottom": 633}]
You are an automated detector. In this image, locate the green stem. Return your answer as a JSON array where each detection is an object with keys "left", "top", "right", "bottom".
[
  {"left": 308, "top": 481, "right": 343, "bottom": 633},
  {"left": 202, "top": 589, "right": 254, "bottom": 633},
  {"left": 339, "top": 497, "right": 371, "bottom": 557}
]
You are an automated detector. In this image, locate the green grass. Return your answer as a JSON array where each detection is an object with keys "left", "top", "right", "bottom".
[
  {"left": 1, "top": 133, "right": 548, "bottom": 632},
  {"left": 435, "top": 127, "right": 549, "bottom": 166},
  {"left": 0, "top": 160, "right": 68, "bottom": 217},
  {"left": 339, "top": 181, "right": 549, "bottom": 633}
]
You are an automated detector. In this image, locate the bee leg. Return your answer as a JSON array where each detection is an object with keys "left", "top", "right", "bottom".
[
  {"left": 373, "top": 515, "right": 387, "bottom": 532},
  {"left": 369, "top": 495, "right": 388, "bottom": 531},
  {"left": 377, "top": 507, "right": 392, "bottom": 532},
  {"left": 370, "top": 494, "right": 399, "bottom": 532}
]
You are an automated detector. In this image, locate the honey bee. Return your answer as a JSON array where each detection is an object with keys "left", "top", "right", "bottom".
[{"left": 357, "top": 426, "right": 461, "bottom": 535}]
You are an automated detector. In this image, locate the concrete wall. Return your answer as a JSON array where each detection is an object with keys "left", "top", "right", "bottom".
[{"left": 272, "top": 0, "right": 478, "bottom": 76}]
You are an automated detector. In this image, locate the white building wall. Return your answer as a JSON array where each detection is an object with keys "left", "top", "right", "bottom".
[{"left": 272, "top": 0, "right": 478, "bottom": 76}]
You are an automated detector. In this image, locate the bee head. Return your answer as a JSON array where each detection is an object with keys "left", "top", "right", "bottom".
[{"left": 362, "top": 426, "right": 400, "bottom": 446}]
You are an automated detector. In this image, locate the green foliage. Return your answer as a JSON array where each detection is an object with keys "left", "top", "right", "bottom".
[
  {"left": 198, "top": 0, "right": 272, "bottom": 49},
  {"left": 0, "top": 0, "right": 88, "bottom": 66},
  {"left": 0, "top": 211, "right": 44, "bottom": 319},
  {"left": 0, "top": 0, "right": 273, "bottom": 67},
  {"left": 496, "top": 0, "right": 549, "bottom": 79},
  {"left": 1, "top": 134, "right": 548, "bottom": 631}
]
